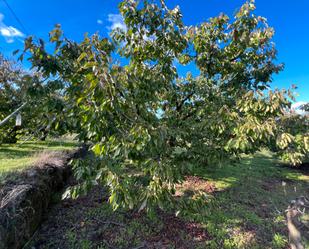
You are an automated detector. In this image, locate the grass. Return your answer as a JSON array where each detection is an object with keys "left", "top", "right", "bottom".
[
  {"left": 25, "top": 150, "right": 309, "bottom": 249},
  {"left": 179, "top": 150, "right": 309, "bottom": 248},
  {"left": 0, "top": 139, "right": 77, "bottom": 183}
]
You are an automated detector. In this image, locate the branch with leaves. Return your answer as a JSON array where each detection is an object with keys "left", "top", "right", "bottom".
[{"left": 20, "top": 0, "right": 305, "bottom": 211}]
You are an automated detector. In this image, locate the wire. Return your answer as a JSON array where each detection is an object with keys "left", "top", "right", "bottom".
[
  {"left": 2, "top": 0, "right": 30, "bottom": 35},
  {"left": 1, "top": 0, "right": 34, "bottom": 58}
]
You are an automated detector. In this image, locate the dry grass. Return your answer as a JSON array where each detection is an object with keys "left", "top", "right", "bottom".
[{"left": 32, "top": 151, "right": 68, "bottom": 168}]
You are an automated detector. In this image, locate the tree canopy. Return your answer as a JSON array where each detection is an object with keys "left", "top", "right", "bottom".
[{"left": 19, "top": 0, "right": 308, "bottom": 210}]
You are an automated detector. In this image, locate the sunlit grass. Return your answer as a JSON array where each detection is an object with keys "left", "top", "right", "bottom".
[
  {"left": 178, "top": 150, "right": 309, "bottom": 248},
  {"left": 0, "top": 139, "right": 77, "bottom": 182}
]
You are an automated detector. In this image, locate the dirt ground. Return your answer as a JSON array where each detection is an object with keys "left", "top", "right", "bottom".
[{"left": 25, "top": 184, "right": 212, "bottom": 249}]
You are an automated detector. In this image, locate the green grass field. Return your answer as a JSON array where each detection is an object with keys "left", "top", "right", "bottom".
[
  {"left": 0, "top": 139, "right": 77, "bottom": 183},
  {"left": 180, "top": 150, "right": 309, "bottom": 248}
]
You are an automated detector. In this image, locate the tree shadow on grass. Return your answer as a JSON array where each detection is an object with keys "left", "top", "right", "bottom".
[
  {"left": 0, "top": 141, "right": 77, "bottom": 166},
  {"left": 16, "top": 140, "right": 78, "bottom": 148},
  {"left": 0, "top": 147, "right": 36, "bottom": 158},
  {"left": 176, "top": 151, "right": 309, "bottom": 248}
]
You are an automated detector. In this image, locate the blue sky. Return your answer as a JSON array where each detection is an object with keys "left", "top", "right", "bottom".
[{"left": 0, "top": 0, "right": 308, "bottom": 103}]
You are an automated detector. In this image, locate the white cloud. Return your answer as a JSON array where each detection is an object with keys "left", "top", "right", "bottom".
[
  {"left": 0, "top": 13, "right": 24, "bottom": 43},
  {"left": 97, "top": 19, "right": 103, "bottom": 25},
  {"left": 0, "top": 26, "right": 24, "bottom": 37},
  {"left": 107, "top": 14, "right": 126, "bottom": 31},
  {"left": 291, "top": 101, "right": 307, "bottom": 115}
]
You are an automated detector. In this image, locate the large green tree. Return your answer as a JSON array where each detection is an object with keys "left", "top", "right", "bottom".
[{"left": 22, "top": 0, "right": 307, "bottom": 210}]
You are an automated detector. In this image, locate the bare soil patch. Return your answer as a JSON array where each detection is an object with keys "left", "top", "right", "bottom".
[{"left": 25, "top": 185, "right": 211, "bottom": 249}]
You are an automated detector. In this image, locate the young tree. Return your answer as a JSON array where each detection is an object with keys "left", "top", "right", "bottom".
[{"left": 22, "top": 0, "right": 306, "bottom": 210}]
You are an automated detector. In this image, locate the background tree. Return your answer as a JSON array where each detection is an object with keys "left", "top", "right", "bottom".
[
  {"left": 0, "top": 54, "right": 68, "bottom": 143},
  {"left": 0, "top": 54, "right": 30, "bottom": 143},
  {"left": 275, "top": 109, "right": 308, "bottom": 165},
  {"left": 22, "top": 0, "right": 307, "bottom": 211},
  {"left": 300, "top": 103, "right": 309, "bottom": 112}
]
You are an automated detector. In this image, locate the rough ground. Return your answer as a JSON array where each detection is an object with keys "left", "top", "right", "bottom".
[
  {"left": 0, "top": 146, "right": 86, "bottom": 249},
  {"left": 24, "top": 186, "right": 211, "bottom": 249},
  {"left": 24, "top": 151, "right": 308, "bottom": 249}
]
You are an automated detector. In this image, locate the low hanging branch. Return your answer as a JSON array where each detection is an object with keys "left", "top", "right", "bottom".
[{"left": 0, "top": 102, "right": 27, "bottom": 127}]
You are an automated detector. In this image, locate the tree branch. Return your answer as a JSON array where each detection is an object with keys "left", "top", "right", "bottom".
[{"left": 176, "top": 92, "right": 194, "bottom": 112}]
